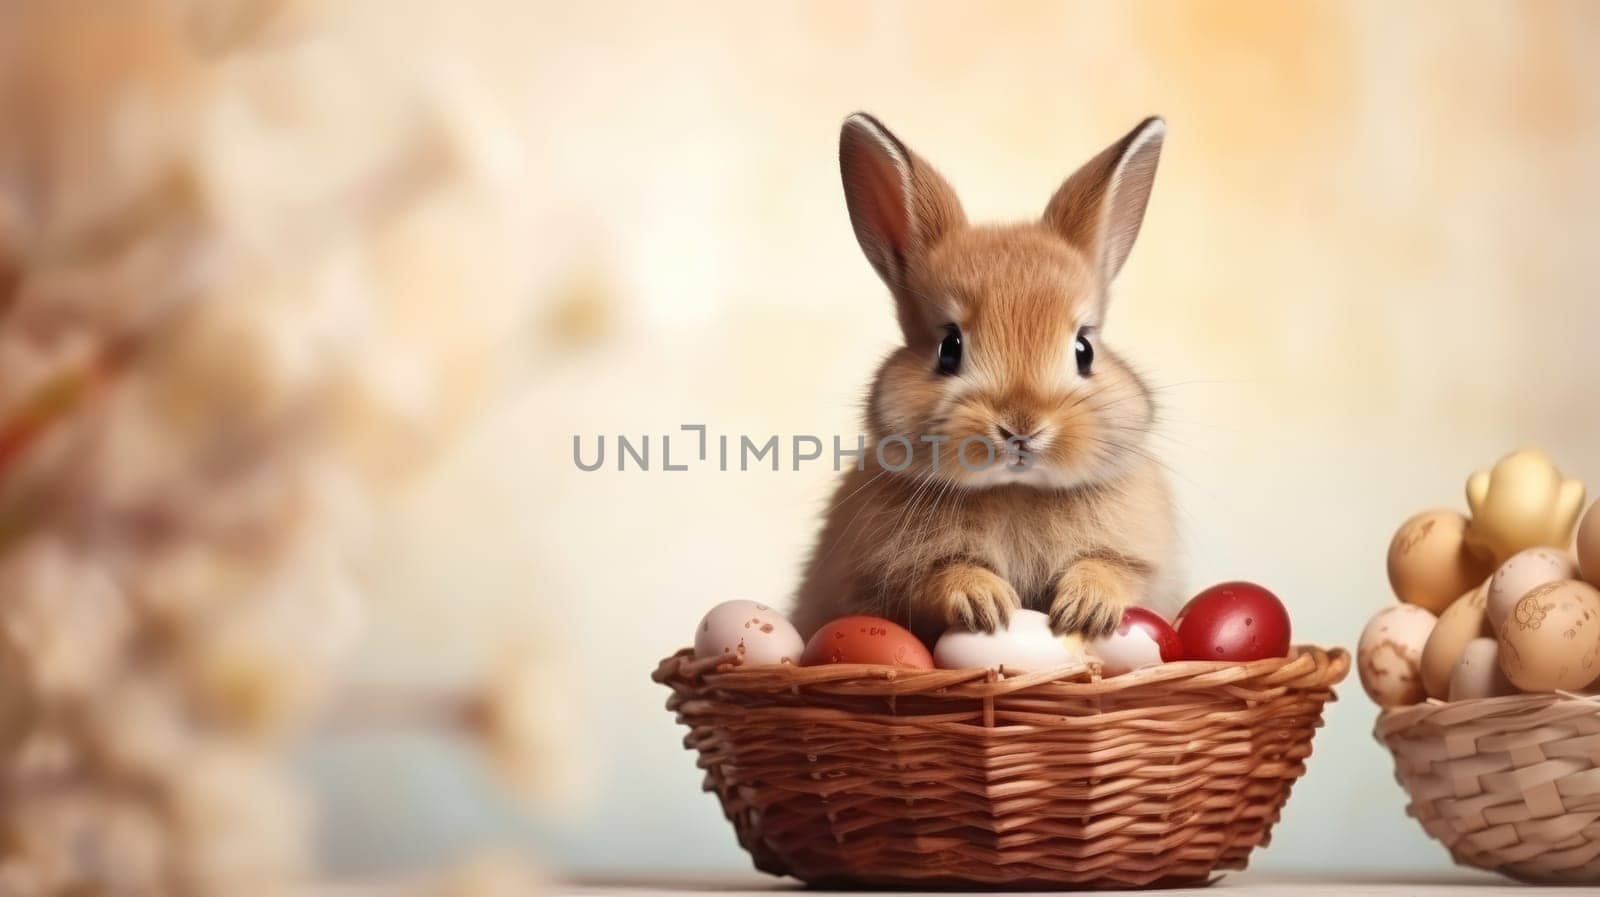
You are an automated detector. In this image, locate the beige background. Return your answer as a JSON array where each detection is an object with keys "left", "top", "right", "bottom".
[{"left": 305, "top": 0, "right": 1600, "bottom": 879}]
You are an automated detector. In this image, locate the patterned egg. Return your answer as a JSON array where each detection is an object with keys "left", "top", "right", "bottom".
[
  {"left": 934, "top": 609, "right": 1081, "bottom": 672},
  {"left": 1386, "top": 510, "right": 1494, "bottom": 614},
  {"left": 1357, "top": 604, "right": 1436, "bottom": 708},
  {"left": 1497, "top": 580, "right": 1600, "bottom": 692},
  {"left": 693, "top": 600, "right": 803, "bottom": 665},
  {"left": 1485, "top": 547, "right": 1577, "bottom": 631}
]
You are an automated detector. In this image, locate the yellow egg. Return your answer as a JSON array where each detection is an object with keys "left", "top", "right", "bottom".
[
  {"left": 1386, "top": 510, "right": 1494, "bottom": 613},
  {"left": 1577, "top": 499, "right": 1600, "bottom": 588},
  {"left": 1465, "top": 448, "right": 1586, "bottom": 564},
  {"left": 1357, "top": 604, "right": 1436, "bottom": 708},
  {"left": 1497, "top": 580, "right": 1600, "bottom": 692},
  {"left": 1419, "top": 580, "right": 1490, "bottom": 699}
]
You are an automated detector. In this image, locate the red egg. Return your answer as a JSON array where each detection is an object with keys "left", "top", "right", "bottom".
[
  {"left": 800, "top": 615, "right": 934, "bottom": 668},
  {"left": 1087, "top": 605, "right": 1183, "bottom": 676},
  {"left": 1176, "top": 581, "right": 1291, "bottom": 662}
]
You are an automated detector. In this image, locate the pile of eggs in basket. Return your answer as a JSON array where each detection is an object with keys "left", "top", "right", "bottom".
[
  {"left": 1357, "top": 447, "right": 1600, "bottom": 707},
  {"left": 692, "top": 580, "right": 1292, "bottom": 676}
]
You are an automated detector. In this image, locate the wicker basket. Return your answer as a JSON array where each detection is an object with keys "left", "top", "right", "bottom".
[
  {"left": 1375, "top": 691, "right": 1600, "bottom": 883},
  {"left": 654, "top": 644, "right": 1349, "bottom": 889}
]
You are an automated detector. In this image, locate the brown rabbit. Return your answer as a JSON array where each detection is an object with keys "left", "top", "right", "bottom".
[{"left": 790, "top": 113, "right": 1180, "bottom": 643}]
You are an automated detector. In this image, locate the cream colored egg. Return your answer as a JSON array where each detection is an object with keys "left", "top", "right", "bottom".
[
  {"left": 1486, "top": 548, "right": 1577, "bottom": 631},
  {"left": 693, "top": 600, "right": 804, "bottom": 665},
  {"left": 1497, "top": 580, "right": 1600, "bottom": 692},
  {"left": 1386, "top": 510, "right": 1494, "bottom": 613},
  {"left": 1447, "top": 637, "right": 1515, "bottom": 701},
  {"left": 934, "top": 610, "right": 1080, "bottom": 672},
  {"left": 1420, "top": 581, "right": 1490, "bottom": 699},
  {"left": 1577, "top": 499, "right": 1600, "bottom": 589},
  {"left": 1357, "top": 604, "right": 1437, "bottom": 708}
]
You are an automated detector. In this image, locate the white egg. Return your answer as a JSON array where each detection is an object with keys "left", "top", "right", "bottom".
[
  {"left": 933, "top": 610, "right": 1081, "bottom": 672},
  {"left": 1090, "top": 637, "right": 1159, "bottom": 676},
  {"left": 1447, "top": 637, "right": 1515, "bottom": 701},
  {"left": 1485, "top": 547, "right": 1578, "bottom": 631},
  {"left": 693, "top": 600, "right": 803, "bottom": 665}
]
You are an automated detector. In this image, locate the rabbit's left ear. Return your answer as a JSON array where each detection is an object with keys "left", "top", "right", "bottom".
[
  {"left": 840, "top": 113, "right": 966, "bottom": 335},
  {"left": 1042, "top": 117, "right": 1165, "bottom": 288}
]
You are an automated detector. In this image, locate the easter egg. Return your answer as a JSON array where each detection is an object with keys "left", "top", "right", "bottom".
[
  {"left": 694, "top": 600, "right": 804, "bottom": 665},
  {"left": 801, "top": 615, "right": 933, "bottom": 668},
  {"left": 1086, "top": 606, "right": 1182, "bottom": 676},
  {"left": 1357, "top": 604, "right": 1436, "bottom": 707},
  {"left": 1420, "top": 580, "right": 1490, "bottom": 699},
  {"left": 1386, "top": 510, "right": 1494, "bottom": 614},
  {"left": 1175, "top": 581, "right": 1291, "bottom": 662},
  {"left": 933, "top": 609, "right": 1081, "bottom": 672},
  {"left": 1577, "top": 498, "right": 1600, "bottom": 588},
  {"left": 1485, "top": 548, "right": 1577, "bottom": 631},
  {"left": 1497, "top": 580, "right": 1600, "bottom": 692},
  {"left": 1447, "top": 637, "right": 1515, "bottom": 701}
]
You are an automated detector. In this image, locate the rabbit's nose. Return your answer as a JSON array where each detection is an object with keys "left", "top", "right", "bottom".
[{"left": 996, "top": 423, "right": 1043, "bottom": 448}]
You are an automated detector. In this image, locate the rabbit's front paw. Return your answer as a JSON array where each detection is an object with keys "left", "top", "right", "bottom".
[
  {"left": 931, "top": 562, "right": 1019, "bottom": 633},
  {"left": 1050, "top": 559, "right": 1140, "bottom": 638}
]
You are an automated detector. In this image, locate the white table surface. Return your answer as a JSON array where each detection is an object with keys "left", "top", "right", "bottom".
[
  {"left": 315, "top": 869, "right": 1534, "bottom": 896},
  {"left": 549, "top": 871, "right": 1521, "bottom": 896}
]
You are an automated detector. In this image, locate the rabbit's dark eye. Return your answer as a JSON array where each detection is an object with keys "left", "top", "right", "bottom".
[
  {"left": 936, "top": 324, "right": 962, "bottom": 376},
  {"left": 1074, "top": 330, "right": 1094, "bottom": 376}
]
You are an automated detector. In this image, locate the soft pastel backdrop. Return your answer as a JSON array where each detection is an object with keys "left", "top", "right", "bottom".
[{"left": 301, "top": 0, "right": 1600, "bottom": 881}]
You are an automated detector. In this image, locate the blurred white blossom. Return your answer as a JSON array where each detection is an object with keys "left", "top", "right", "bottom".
[{"left": 0, "top": 0, "right": 551, "bottom": 892}]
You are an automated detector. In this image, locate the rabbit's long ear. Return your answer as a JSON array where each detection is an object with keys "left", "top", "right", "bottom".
[
  {"left": 839, "top": 114, "right": 965, "bottom": 316},
  {"left": 1043, "top": 117, "right": 1165, "bottom": 289}
]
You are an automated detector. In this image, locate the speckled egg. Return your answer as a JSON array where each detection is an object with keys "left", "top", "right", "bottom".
[
  {"left": 1486, "top": 547, "right": 1577, "bottom": 631},
  {"left": 693, "top": 600, "right": 804, "bottom": 665},
  {"left": 933, "top": 610, "right": 1082, "bottom": 672},
  {"left": 801, "top": 615, "right": 933, "bottom": 668},
  {"left": 1357, "top": 603, "right": 1436, "bottom": 708},
  {"left": 1386, "top": 510, "right": 1494, "bottom": 614},
  {"left": 1497, "top": 580, "right": 1600, "bottom": 692}
]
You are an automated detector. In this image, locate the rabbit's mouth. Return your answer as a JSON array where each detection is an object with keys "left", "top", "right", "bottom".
[
  {"left": 1001, "top": 444, "right": 1036, "bottom": 473},
  {"left": 997, "top": 428, "right": 1050, "bottom": 468}
]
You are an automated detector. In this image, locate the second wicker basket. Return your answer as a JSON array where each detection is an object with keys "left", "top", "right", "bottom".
[{"left": 1376, "top": 691, "right": 1600, "bottom": 883}]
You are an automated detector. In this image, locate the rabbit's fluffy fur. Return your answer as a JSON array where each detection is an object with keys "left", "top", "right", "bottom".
[{"left": 791, "top": 114, "right": 1180, "bottom": 643}]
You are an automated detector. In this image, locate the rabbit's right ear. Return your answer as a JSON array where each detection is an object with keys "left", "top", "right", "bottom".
[
  {"left": 839, "top": 114, "right": 965, "bottom": 318},
  {"left": 1043, "top": 117, "right": 1166, "bottom": 295}
]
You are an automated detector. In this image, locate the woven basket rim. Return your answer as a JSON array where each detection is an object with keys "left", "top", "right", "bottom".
[
  {"left": 1375, "top": 688, "right": 1600, "bottom": 734},
  {"left": 655, "top": 643, "right": 1349, "bottom": 698}
]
